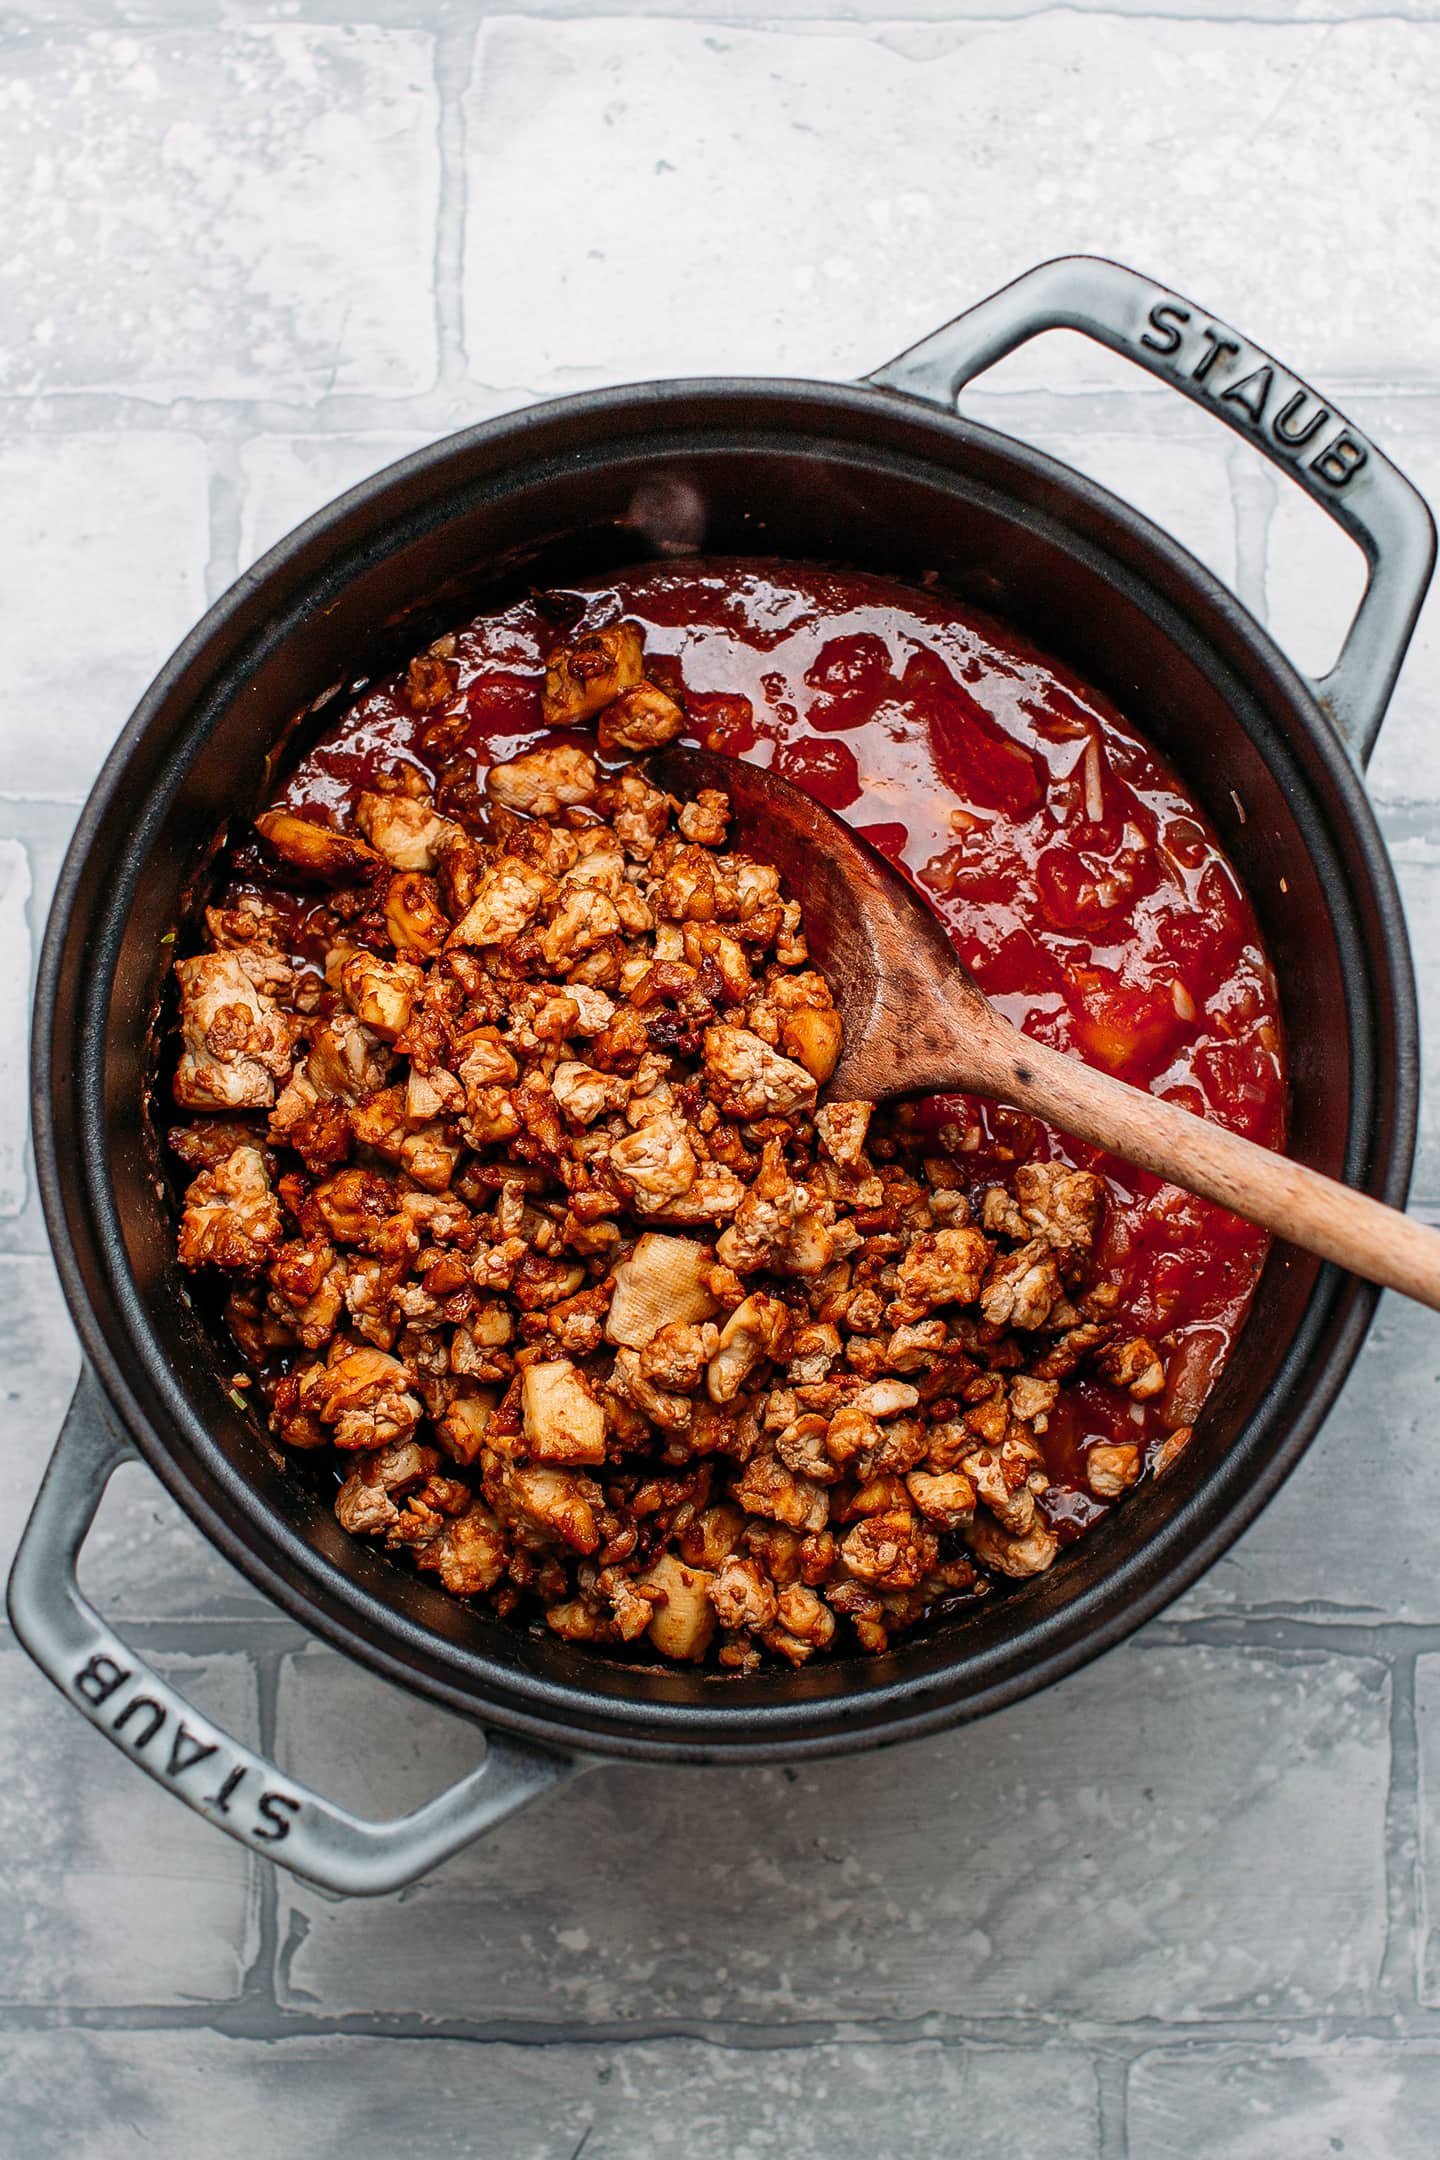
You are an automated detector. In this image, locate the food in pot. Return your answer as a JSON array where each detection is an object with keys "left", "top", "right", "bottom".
[{"left": 165, "top": 561, "right": 1286, "bottom": 1668}]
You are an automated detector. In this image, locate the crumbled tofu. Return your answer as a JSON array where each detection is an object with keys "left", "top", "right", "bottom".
[
  {"left": 597, "top": 682, "right": 686, "bottom": 754},
  {"left": 174, "top": 950, "right": 298, "bottom": 1111},
  {"left": 339, "top": 952, "right": 424, "bottom": 1042},
  {"left": 1012, "top": 1160, "right": 1106, "bottom": 1257},
  {"left": 967, "top": 1514, "right": 1060, "bottom": 1579},
  {"left": 889, "top": 1227, "right": 992, "bottom": 1323},
  {"left": 703, "top": 1026, "right": 818, "bottom": 1119},
  {"left": 906, "top": 1469, "right": 976, "bottom": 1529},
  {"left": 255, "top": 809, "right": 381, "bottom": 883},
  {"left": 486, "top": 745, "right": 599, "bottom": 818},
  {"left": 707, "top": 1291, "right": 790, "bottom": 1404},
  {"left": 709, "top": 1553, "right": 778, "bottom": 1632},
  {"left": 637, "top": 1552, "right": 717, "bottom": 1661},
  {"left": 1086, "top": 1442, "right": 1142, "bottom": 1497},
  {"left": 606, "top": 1234, "right": 721, "bottom": 1348},
  {"left": 521, "top": 1360, "right": 608, "bottom": 1465},
  {"left": 177, "top": 1145, "right": 283, "bottom": 1271},
  {"left": 1094, "top": 1336, "right": 1167, "bottom": 1399},
  {"left": 610, "top": 1108, "right": 699, "bottom": 1211},
  {"left": 840, "top": 1508, "right": 937, "bottom": 1590},
  {"left": 639, "top": 1320, "right": 720, "bottom": 1392},
  {"left": 542, "top": 622, "right": 646, "bottom": 726},
  {"left": 302, "top": 1342, "right": 423, "bottom": 1452},
  {"left": 552, "top": 1059, "right": 630, "bottom": 1126},
  {"left": 356, "top": 791, "right": 455, "bottom": 871},
  {"left": 448, "top": 857, "right": 557, "bottom": 947},
  {"left": 539, "top": 885, "right": 621, "bottom": 970},
  {"left": 980, "top": 1240, "right": 1063, "bottom": 1331},
  {"left": 815, "top": 1100, "right": 873, "bottom": 1167},
  {"left": 732, "top": 1452, "right": 829, "bottom": 1535},
  {"left": 504, "top": 1464, "right": 602, "bottom": 1553}
]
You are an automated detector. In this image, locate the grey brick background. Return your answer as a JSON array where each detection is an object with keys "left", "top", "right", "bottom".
[{"left": 2, "top": 4, "right": 1438, "bottom": 2154}]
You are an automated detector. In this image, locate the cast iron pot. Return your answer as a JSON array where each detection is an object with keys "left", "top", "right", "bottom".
[{"left": 10, "top": 257, "right": 1435, "bottom": 1895}]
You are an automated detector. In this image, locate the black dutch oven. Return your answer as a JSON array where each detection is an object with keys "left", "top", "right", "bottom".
[{"left": 10, "top": 257, "right": 1435, "bottom": 1894}]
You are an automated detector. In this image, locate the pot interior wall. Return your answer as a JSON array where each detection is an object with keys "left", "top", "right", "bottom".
[{"left": 58, "top": 389, "right": 1401, "bottom": 1750}]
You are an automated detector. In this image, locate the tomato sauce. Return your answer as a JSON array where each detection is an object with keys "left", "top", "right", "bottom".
[{"left": 257, "top": 559, "right": 1286, "bottom": 1533}]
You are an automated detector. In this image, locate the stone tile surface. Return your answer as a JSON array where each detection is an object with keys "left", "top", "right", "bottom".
[
  {"left": 0, "top": 796, "right": 83, "bottom": 1261},
  {"left": 0, "top": 1635, "right": 258, "bottom": 2005},
  {"left": 276, "top": 1639, "right": 1389, "bottom": 2026},
  {"left": 1389, "top": 849, "right": 1440, "bottom": 1198},
  {"left": 1172, "top": 1289, "right": 1440, "bottom": 1623},
  {"left": 0, "top": 845, "right": 34, "bottom": 1221},
  {"left": 1261, "top": 395, "right": 1440, "bottom": 800},
  {"left": 1416, "top": 1654, "right": 1440, "bottom": 2006},
  {"left": 236, "top": 430, "right": 439, "bottom": 570},
  {"left": 0, "top": 1255, "right": 82, "bottom": 1578},
  {"left": 1128, "top": 2046, "right": 1440, "bottom": 2160},
  {"left": 0, "top": 432, "right": 211, "bottom": 802},
  {"left": 0, "top": 28, "right": 440, "bottom": 400},
  {"left": 463, "top": 17, "right": 1440, "bottom": 394},
  {"left": 0, "top": 2029, "right": 1100, "bottom": 2160}
]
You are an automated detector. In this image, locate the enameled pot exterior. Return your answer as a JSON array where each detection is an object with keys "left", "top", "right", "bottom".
[{"left": 11, "top": 259, "right": 1434, "bottom": 1895}]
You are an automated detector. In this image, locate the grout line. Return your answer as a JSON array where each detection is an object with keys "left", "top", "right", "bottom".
[
  {"left": 1422, "top": 1658, "right": 1437, "bottom": 2017},
  {"left": 203, "top": 431, "right": 246, "bottom": 608},
  {"left": 275, "top": 1904, "right": 317, "bottom": 2011},
  {"left": 7, "top": 6, "right": 1440, "bottom": 29},
  {"left": 1094, "top": 2049, "right": 1132, "bottom": 2160},
  {"left": 234, "top": 1642, "right": 288, "bottom": 2021},
  {"left": 432, "top": 7, "right": 477, "bottom": 390},
  {"left": 1380, "top": 1652, "right": 1426, "bottom": 2011},
  {"left": 0, "top": 390, "right": 541, "bottom": 441},
  {"left": 1228, "top": 439, "right": 1279, "bottom": 626},
  {"left": 1143, "top": 1617, "right": 1440, "bottom": 1656},
  {"left": 0, "top": 2001, "right": 1430, "bottom": 2049}
]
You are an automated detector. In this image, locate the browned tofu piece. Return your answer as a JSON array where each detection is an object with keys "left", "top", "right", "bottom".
[
  {"left": 541, "top": 621, "right": 645, "bottom": 726},
  {"left": 520, "top": 1360, "right": 608, "bottom": 1466}
]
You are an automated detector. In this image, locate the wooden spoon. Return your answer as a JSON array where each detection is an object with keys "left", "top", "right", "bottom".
[{"left": 651, "top": 743, "right": 1440, "bottom": 1313}]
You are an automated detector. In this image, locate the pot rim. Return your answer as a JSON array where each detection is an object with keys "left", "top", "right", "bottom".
[{"left": 31, "top": 372, "right": 1419, "bottom": 1761}]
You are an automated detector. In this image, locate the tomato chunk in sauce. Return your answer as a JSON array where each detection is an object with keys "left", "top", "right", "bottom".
[{"left": 262, "top": 559, "right": 1285, "bottom": 1539}]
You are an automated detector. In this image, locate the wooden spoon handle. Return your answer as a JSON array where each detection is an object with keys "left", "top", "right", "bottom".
[{"left": 968, "top": 1017, "right": 1440, "bottom": 1310}]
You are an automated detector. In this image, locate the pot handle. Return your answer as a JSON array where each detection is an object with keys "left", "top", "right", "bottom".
[
  {"left": 868, "top": 254, "right": 1436, "bottom": 765},
  {"left": 6, "top": 1371, "right": 581, "bottom": 1897}
]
